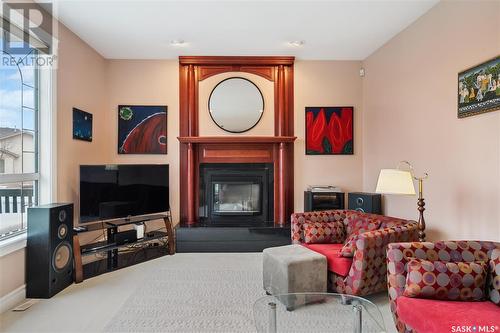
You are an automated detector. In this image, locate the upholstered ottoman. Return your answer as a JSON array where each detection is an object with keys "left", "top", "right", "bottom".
[{"left": 263, "top": 244, "right": 327, "bottom": 295}]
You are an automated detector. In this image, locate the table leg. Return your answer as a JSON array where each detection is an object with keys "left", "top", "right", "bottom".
[
  {"left": 106, "top": 227, "right": 116, "bottom": 269},
  {"left": 163, "top": 217, "right": 175, "bottom": 255},
  {"left": 268, "top": 302, "right": 277, "bottom": 333},
  {"left": 73, "top": 235, "right": 83, "bottom": 283},
  {"left": 353, "top": 301, "right": 362, "bottom": 333}
]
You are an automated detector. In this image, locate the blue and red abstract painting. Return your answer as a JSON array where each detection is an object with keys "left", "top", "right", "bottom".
[
  {"left": 118, "top": 105, "right": 167, "bottom": 154},
  {"left": 305, "top": 107, "right": 353, "bottom": 155}
]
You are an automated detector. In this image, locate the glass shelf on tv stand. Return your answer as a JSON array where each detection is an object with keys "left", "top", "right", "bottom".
[
  {"left": 80, "top": 230, "right": 168, "bottom": 256},
  {"left": 75, "top": 213, "right": 172, "bottom": 233}
]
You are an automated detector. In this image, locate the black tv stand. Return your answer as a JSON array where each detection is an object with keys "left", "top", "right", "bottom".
[{"left": 72, "top": 213, "right": 175, "bottom": 283}]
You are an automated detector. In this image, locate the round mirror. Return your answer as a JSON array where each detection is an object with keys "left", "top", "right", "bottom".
[{"left": 208, "top": 77, "right": 264, "bottom": 133}]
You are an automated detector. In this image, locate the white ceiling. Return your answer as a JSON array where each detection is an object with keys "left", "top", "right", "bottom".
[{"left": 47, "top": 0, "right": 438, "bottom": 60}]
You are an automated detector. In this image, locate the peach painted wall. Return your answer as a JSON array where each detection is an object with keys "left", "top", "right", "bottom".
[
  {"left": 362, "top": 0, "right": 500, "bottom": 241},
  {"left": 105, "top": 60, "right": 180, "bottom": 223},
  {"left": 57, "top": 24, "right": 108, "bottom": 213},
  {"left": 0, "top": 248, "right": 24, "bottom": 299},
  {"left": 294, "top": 61, "right": 364, "bottom": 211},
  {"left": 198, "top": 72, "right": 274, "bottom": 136}
]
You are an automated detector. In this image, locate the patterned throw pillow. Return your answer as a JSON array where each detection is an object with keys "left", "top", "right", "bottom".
[
  {"left": 489, "top": 251, "right": 500, "bottom": 306},
  {"left": 343, "top": 214, "right": 382, "bottom": 237},
  {"left": 340, "top": 215, "right": 381, "bottom": 257},
  {"left": 303, "top": 221, "right": 345, "bottom": 244},
  {"left": 403, "top": 259, "right": 487, "bottom": 301}
]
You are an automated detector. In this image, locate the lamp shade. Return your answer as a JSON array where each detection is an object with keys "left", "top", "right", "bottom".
[{"left": 375, "top": 169, "right": 416, "bottom": 195}]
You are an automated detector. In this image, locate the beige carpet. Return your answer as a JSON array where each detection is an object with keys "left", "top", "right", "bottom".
[{"left": 0, "top": 253, "right": 396, "bottom": 333}]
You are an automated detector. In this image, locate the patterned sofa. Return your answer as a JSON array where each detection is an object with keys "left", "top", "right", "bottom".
[
  {"left": 291, "top": 209, "right": 418, "bottom": 296},
  {"left": 387, "top": 241, "right": 500, "bottom": 333}
]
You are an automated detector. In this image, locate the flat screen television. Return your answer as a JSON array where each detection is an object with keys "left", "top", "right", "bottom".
[{"left": 79, "top": 164, "right": 169, "bottom": 223}]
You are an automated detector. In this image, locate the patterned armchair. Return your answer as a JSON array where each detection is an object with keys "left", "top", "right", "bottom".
[
  {"left": 291, "top": 209, "right": 419, "bottom": 296},
  {"left": 387, "top": 241, "right": 500, "bottom": 333}
]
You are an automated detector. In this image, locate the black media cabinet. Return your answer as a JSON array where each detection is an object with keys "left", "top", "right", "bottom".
[{"left": 304, "top": 191, "right": 345, "bottom": 212}]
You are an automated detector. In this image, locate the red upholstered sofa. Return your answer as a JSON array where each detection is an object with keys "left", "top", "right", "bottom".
[
  {"left": 291, "top": 209, "right": 418, "bottom": 296},
  {"left": 387, "top": 241, "right": 500, "bottom": 333}
]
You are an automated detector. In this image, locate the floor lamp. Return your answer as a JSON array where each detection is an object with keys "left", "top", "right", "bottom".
[{"left": 375, "top": 161, "right": 428, "bottom": 242}]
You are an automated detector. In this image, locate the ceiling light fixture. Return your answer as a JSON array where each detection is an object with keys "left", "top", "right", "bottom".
[
  {"left": 170, "top": 39, "right": 186, "bottom": 46},
  {"left": 288, "top": 40, "right": 305, "bottom": 47}
]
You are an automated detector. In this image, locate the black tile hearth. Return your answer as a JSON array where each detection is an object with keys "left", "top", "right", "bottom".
[{"left": 175, "top": 224, "right": 291, "bottom": 252}]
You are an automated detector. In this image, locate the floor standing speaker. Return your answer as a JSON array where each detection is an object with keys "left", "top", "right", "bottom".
[
  {"left": 348, "top": 192, "right": 382, "bottom": 214},
  {"left": 27, "top": 203, "right": 74, "bottom": 298}
]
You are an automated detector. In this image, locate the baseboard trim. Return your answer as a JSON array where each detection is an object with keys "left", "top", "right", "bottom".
[{"left": 0, "top": 285, "right": 26, "bottom": 313}]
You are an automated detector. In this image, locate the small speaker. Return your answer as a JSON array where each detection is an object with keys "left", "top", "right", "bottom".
[
  {"left": 113, "top": 229, "right": 137, "bottom": 245},
  {"left": 27, "top": 203, "right": 74, "bottom": 298},
  {"left": 348, "top": 192, "right": 382, "bottom": 214}
]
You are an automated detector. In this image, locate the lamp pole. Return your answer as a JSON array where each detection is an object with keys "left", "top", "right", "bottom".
[
  {"left": 400, "top": 161, "right": 428, "bottom": 242},
  {"left": 416, "top": 176, "right": 427, "bottom": 242}
]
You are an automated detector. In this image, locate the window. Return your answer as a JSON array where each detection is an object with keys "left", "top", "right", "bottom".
[{"left": 0, "top": 28, "right": 40, "bottom": 240}]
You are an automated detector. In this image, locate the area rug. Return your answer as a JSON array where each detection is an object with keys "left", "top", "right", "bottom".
[
  {"left": 103, "top": 253, "right": 386, "bottom": 333},
  {"left": 103, "top": 253, "right": 263, "bottom": 332}
]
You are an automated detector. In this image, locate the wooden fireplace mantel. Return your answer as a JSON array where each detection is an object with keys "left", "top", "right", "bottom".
[
  {"left": 178, "top": 136, "right": 297, "bottom": 144},
  {"left": 179, "top": 56, "right": 295, "bottom": 66},
  {"left": 179, "top": 56, "right": 295, "bottom": 226}
]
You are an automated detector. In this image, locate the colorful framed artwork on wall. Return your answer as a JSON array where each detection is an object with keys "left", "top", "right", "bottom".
[
  {"left": 72, "top": 108, "right": 93, "bottom": 142},
  {"left": 305, "top": 106, "right": 353, "bottom": 155},
  {"left": 458, "top": 56, "right": 500, "bottom": 118},
  {"left": 118, "top": 105, "right": 167, "bottom": 154}
]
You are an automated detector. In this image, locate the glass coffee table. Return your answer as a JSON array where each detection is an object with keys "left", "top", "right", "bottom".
[{"left": 253, "top": 293, "right": 386, "bottom": 333}]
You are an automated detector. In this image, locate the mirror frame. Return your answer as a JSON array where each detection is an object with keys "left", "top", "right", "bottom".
[{"left": 208, "top": 77, "right": 265, "bottom": 133}]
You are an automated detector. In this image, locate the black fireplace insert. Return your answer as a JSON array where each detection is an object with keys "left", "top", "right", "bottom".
[{"left": 199, "top": 163, "right": 273, "bottom": 225}]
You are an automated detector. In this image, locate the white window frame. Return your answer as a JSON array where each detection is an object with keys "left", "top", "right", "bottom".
[
  {"left": 0, "top": 69, "right": 56, "bottom": 256},
  {"left": 0, "top": 19, "right": 57, "bottom": 255}
]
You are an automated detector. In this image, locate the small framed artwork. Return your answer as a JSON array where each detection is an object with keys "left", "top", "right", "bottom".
[
  {"left": 118, "top": 105, "right": 167, "bottom": 154},
  {"left": 305, "top": 107, "right": 353, "bottom": 155},
  {"left": 72, "top": 108, "right": 93, "bottom": 142},
  {"left": 458, "top": 56, "right": 500, "bottom": 118}
]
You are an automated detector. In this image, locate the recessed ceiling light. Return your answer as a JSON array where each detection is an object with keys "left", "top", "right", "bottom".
[
  {"left": 170, "top": 39, "right": 186, "bottom": 46},
  {"left": 288, "top": 40, "right": 305, "bottom": 47}
]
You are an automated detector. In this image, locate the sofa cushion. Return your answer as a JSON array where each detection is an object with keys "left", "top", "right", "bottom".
[
  {"left": 377, "top": 215, "right": 411, "bottom": 228},
  {"left": 291, "top": 210, "right": 349, "bottom": 243},
  {"left": 302, "top": 243, "right": 352, "bottom": 277},
  {"left": 303, "top": 221, "right": 345, "bottom": 244},
  {"left": 489, "top": 249, "right": 500, "bottom": 305},
  {"left": 397, "top": 296, "right": 499, "bottom": 333},
  {"left": 403, "top": 258, "right": 487, "bottom": 301},
  {"left": 340, "top": 215, "right": 381, "bottom": 257}
]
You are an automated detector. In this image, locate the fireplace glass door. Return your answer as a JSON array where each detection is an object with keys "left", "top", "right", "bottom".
[{"left": 213, "top": 182, "right": 261, "bottom": 215}]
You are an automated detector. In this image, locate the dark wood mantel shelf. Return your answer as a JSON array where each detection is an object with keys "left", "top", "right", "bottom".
[{"left": 178, "top": 136, "right": 297, "bottom": 144}]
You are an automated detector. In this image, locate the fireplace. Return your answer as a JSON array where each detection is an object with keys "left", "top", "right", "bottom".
[
  {"left": 199, "top": 163, "right": 273, "bottom": 225},
  {"left": 213, "top": 183, "right": 260, "bottom": 215},
  {"left": 178, "top": 56, "right": 296, "bottom": 227}
]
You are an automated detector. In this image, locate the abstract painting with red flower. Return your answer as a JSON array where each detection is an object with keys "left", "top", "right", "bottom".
[{"left": 305, "top": 107, "right": 353, "bottom": 155}]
